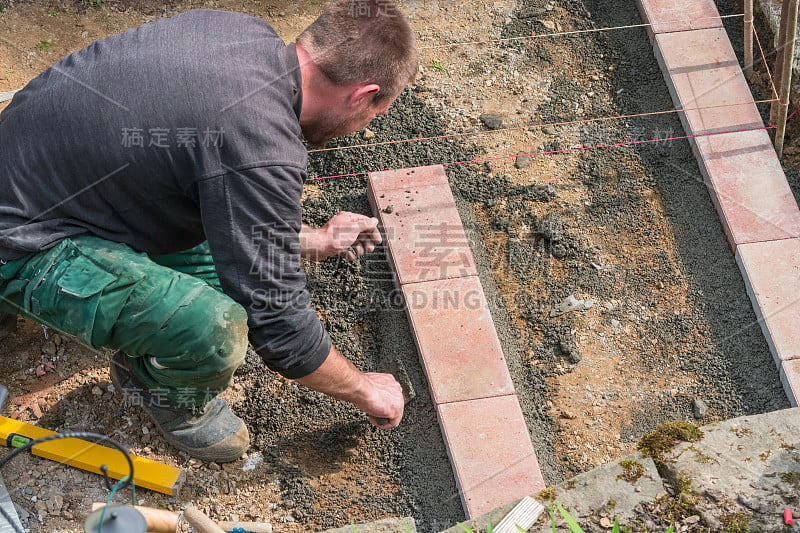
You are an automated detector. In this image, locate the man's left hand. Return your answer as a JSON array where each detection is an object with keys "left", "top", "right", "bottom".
[{"left": 300, "top": 211, "right": 382, "bottom": 261}]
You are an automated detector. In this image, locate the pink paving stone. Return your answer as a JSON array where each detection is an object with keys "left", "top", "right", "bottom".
[
  {"left": 655, "top": 28, "right": 763, "bottom": 136},
  {"left": 401, "top": 276, "right": 515, "bottom": 404},
  {"left": 437, "top": 396, "right": 545, "bottom": 518},
  {"left": 780, "top": 359, "right": 800, "bottom": 407},
  {"left": 368, "top": 176, "right": 478, "bottom": 284},
  {"left": 693, "top": 129, "right": 800, "bottom": 246},
  {"left": 736, "top": 239, "right": 800, "bottom": 369},
  {"left": 369, "top": 165, "right": 450, "bottom": 197},
  {"left": 636, "top": 0, "right": 721, "bottom": 41},
  {"left": 654, "top": 28, "right": 800, "bottom": 246}
]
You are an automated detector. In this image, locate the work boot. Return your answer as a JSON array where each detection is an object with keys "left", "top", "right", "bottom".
[
  {"left": 0, "top": 313, "right": 16, "bottom": 340},
  {"left": 109, "top": 351, "right": 249, "bottom": 463}
]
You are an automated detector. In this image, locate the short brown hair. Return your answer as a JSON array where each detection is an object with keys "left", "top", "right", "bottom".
[{"left": 297, "top": 0, "right": 418, "bottom": 104}]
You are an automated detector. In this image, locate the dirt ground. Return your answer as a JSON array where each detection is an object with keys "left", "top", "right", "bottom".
[{"left": 0, "top": 0, "right": 796, "bottom": 531}]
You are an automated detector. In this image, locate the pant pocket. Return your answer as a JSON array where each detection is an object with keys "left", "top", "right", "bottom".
[{"left": 29, "top": 252, "right": 118, "bottom": 347}]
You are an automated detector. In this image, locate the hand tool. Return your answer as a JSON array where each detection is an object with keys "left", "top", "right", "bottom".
[{"left": 374, "top": 310, "right": 416, "bottom": 426}]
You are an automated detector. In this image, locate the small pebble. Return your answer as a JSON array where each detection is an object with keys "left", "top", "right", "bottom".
[
  {"left": 515, "top": 154, "right": 533, "bottom": 169},
  {"left": 693, "top": 398, "right": 709, "bottom": 419},
  {"left": 479, "top": 113, "right": 503, "bottom": 130}
]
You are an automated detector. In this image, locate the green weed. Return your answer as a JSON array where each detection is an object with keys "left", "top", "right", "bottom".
[
  {"left": 429, "top": 60, "right": 449, "bottom": 73},
  {"left": 34, "top": 41, "right": 54, "bottom": 51}
]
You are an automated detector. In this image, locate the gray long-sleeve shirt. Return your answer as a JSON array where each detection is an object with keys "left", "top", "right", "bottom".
[{"left": 0, "top": 9, "right": 331, "bottom": 378}]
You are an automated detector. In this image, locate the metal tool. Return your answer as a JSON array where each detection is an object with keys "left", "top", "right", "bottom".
[
  {"left": 0, "top": 385, "right": 24, "bottom": 533},
  {"left": 374, "top": 310, "right": 416, "bottom": 426},
  {"left": 0, "top": 471, "right": 23, "bottom": 533},
  {"left": 83, "top": 504, "right": 147, "bottom": 533}
]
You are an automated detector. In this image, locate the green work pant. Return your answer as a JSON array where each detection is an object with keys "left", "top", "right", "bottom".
[{"left": 0, "top": 236, "right": 248, "bottom": 408}]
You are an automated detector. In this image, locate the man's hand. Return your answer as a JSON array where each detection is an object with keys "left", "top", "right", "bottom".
[
  {"left": 294, "top": 345, "right": 405, "bottom": 428},
  {"left": 300, "top": 211, "right": 382, "bottom": 261},
  {"left": 356, "top": 372, "right": 405, "bottom": 429}
]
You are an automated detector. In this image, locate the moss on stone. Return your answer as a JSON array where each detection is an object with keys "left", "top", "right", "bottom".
[
  {"left": 617, "top": 459, "right": 645, "bottom": 484},
  {"left": 536, "top": 487, "right": 557, "bottom": 502},
  {"left": 779, "top": 471, "right": 800, "bottom": 485},
  {"left": 719, "top": 511, "right": 751, "bottom": 533},
  {"left": 638, "top": 421, "right": 703, "bottom": 463}
]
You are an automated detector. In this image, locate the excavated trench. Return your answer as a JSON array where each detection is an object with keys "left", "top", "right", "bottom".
[{"left": 233, "top": 2, "right": 789, "bottom": 530}]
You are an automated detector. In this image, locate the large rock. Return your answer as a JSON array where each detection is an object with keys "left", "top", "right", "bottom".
[
  {"left": 662, "top": 407, "right": 800, "bottom": 532},
  {"left": 531, "top": 453, "right": 665, "bottom": 532}
]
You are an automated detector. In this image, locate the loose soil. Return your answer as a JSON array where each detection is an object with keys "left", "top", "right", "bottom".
[{"left": 0, "top": 0, "right": 795, "bottom": 532}]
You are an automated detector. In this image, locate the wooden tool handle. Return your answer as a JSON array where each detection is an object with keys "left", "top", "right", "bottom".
[
  {"left": 183, "top": 504, "right": 226, "bottom": 533},
  {"left": 91, "top": 503, "right": 178, "bottom": 533},
  {"left": 218, "top": 521, "right": 273, "bottom": 533}
]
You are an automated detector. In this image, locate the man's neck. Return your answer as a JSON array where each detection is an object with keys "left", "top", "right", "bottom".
[{"left": 296, "top": 43, "right": 348, "bottom": 129}]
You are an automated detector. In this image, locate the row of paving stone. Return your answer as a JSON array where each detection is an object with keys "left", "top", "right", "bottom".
[
  {"left": 349, "top": 0, "right": 800, "bottom": 525},
  {"left": 637, "top": 0, "right": 800, "bottom": 403},
  {"left": 322, "top": 408, "right": 800, "bottom": 532},
  {"left": 366, "top": 166, "right": 546, "bottom": 518}
]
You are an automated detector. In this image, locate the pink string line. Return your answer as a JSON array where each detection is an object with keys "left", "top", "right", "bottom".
[
  {"left": 306, "top": 18, "right": 793, "bottom": 183},
  {"left": 306, "top": 124, "right": 777, "bottom": 182},
  {"left": 752, "top": 21, "right": 780, "bottom": 101},
  {"left": 307, "top": 99, "right": 778, "bottom": 155},
  {"left": 310, "top": 20, "right": 780, "bottom": 157},
  {"left": 418, "top": 13, "right": 745, "bottom": 50},
  {"left": 786, "top": 105, "right": 800, "bottom": 122}
]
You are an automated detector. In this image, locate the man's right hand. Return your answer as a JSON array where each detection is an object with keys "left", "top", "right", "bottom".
[
  {"left": 356, "top": 372, "right": 405, "bottom": 429},
  {"left": 294, "top": 344, "right": 405, "bottom": 428}
]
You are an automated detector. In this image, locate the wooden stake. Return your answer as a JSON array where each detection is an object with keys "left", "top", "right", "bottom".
[
  {"left": 773, "top": 0, "right": 800, "bottom": 157},
  {"left": 745, "top": 0, "right": 754, "bottom": 79},
  {"left": 770, "top": 0, "right": 791, "bottom": 125}
]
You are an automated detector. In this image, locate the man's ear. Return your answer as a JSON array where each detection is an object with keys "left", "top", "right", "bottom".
[{"left": 348, "top": 84, "right": 381, "bottom": 107}]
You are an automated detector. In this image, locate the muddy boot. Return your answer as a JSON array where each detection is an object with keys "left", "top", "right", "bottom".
[
  {"left": 109, "top": 351, "right": 249, "bottom": 463},
  {"left": 0, "top": 313, "right": 16, "bottom": 340}
]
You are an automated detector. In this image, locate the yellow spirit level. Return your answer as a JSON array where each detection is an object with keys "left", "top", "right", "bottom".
[{"left": 0, "top": 416, "right": 183, "bottom": 496}]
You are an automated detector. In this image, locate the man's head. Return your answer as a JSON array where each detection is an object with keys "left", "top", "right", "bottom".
[{"left": 296, "top": 0, "right": 418, "bottom": 146}]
